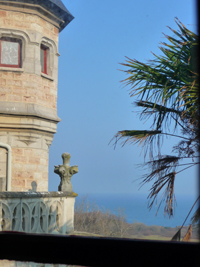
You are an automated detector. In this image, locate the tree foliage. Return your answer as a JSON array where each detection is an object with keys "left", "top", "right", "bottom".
[{"left": 111, "top": 18, "right": 199, "bottom": 237}]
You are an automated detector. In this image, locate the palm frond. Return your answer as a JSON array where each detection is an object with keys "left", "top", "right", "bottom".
[
  {"left": 111, "top": 18, "right": 199, "bottom": 222},
  {"left": 138, "top": 156, "right": 179, "bottom": 217},
  {"left": 147, "top": 171, "right": 176, "bottom": 217},
  {"left": 135, "top": 100, "right": 182, "bottom": 130},
  {"left": 119, "top": 18, "right": 198, "bottom": 131},
  {"left": 191, "top": 206, "right": 200, "bottom": 225},
  {"left": 182, "top": 224, "right": 192, "bottom": 241}
]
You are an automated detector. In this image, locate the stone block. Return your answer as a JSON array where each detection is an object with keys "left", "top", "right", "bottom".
[
  {"left": 42, "top": 172, "right": 48, "bottom": 180},
  {"left": 12, "top": 170, "right": 23, "bottom": 178},
  {"left": 37, "top": 164, "right": 48, "bottom": 173},
  {"left": 22, "top": 80, "right": 37, "bottom": 88},
  {"left": 24, "top": 13, "right": 39, "bottom": 23},
  {"left": 14, "top": 73, "right": 23, "bottom": 80},
  {"left": 14, "top": 20, "right": 29, "bottom": 28},
  {"left": 0, "top": 135, "right": 8, "bottom": 143},
  {"left": 43, "top": 28, "right": 50, "bottom": 36},
  {"left": 33, "top": 172, "right": 42, "bottom": 180},
  {"left": 28, "top": 157, "right": 40, "bottom": 165},
  {"left": 0, "top": 11, "right": 7, "bottom": 17},
  {"left": 3, "top": 19, "right": 13, "bottom": 27},
  {"left": 28, "top": 74, "right": 41, "bottom": 83},
  {"left": 0, "top": 162, "right": 6, "bottom": 177},
  {"left": 12, "top": 87, "right": 27, "bottom": 95},
  {"left": 54, "top": 26, "right": 59, "bottom": 34},
  {"left": 37, "top": 179, "right": 48, "bottom": 191},
  {"left": 50, "top": 87, "right": 57, "bottom": 96},
  {"left": 6, "top": 80, "right": 22, "bottom": 87},
  {"left": 0, "top": 86, "right": 12, "bottom": 93},
  {"left": 7, "top": 95, "right": 22, "bottom": 101},
  {"left": 7, "top": 11, "right": 24, "bottom": 21},
  {"left": 14, "top": 155, "right": 27, "bottom": 163},
  {"left": 22, "top": 95, "right": 37, "bottom": 103},
  {"left": 2, "top": 72, "right": 14, "bottom": 79},
  {"left": 24, "top": 149, "right": 34, "bottom": 157},
  {"left": 30, "top": 22, "right": 43, "bottom": 33},
  {"left": 12, "top": 148, "right": 23, "bottom": 155},
  {"left": 27, "top": 88, "right": 38, "bottom": 96},
  {"left": 33, "top": 149, "right": 44, "bottom": 157},
  {"left": 22, "top": 171, "right": 34, "bottom": 179},
  {"left": 0, "top": 94, "right": 6, "bottom": 101},
  {"left": 0, "top": 79, "right": 6, "bottom": 86},
  {"left": 43, "top": 86, "right": 50, "bottom": 93},
  {"left": 40, "top": 158, "right": 47, "bottom": 165},
  {"left": 11, "top": 179, "right": 25, "bottom": 187},
  {"left": 12, "top": 163, "right": 24, "bottom": 170},
  {"left": 24, "top": 164, "right": 38, "bottom": 172}
]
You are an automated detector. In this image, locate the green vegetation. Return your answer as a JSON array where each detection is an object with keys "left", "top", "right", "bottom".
[{"left": 110, "top": 18, "right": 199, "bottom": 240}]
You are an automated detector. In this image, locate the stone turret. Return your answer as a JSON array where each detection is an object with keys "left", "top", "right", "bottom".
[{"left": 0, "top": 0, "right": 74, "bottom": 191}]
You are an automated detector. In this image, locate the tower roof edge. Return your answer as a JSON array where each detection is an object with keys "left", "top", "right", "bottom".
[{"left": 2, "top": 0, "right": 74, "bottom": 31}]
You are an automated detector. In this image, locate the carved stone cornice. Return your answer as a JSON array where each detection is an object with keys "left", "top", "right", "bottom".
[
  {"left": 16, "top": 135, "right": 39, "bottom": 146},
  {"left": 0, "top": 102, "right": 60, "bottom": 123}
]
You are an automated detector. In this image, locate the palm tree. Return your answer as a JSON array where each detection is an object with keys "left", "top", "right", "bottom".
[{"left": 111, "top": 18, "right": 199, "bottom": 240}]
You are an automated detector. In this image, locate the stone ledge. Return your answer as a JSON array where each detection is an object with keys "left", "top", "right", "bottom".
[
  {"left": 0, "top": 101, "right": 61, "bottom": 122},
  {"left": 0, "top": 191, "right": 78, "bottom": 198},
  {"left": 41, "top": 72, "right": 54, "bottom": 81},
  {"left": 0, "top": 67, "right": 24, "bottom": 72}
]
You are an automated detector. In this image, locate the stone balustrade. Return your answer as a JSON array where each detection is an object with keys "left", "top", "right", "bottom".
[{"left": 0, "top": 191, "right": 77, "bottom": 235}]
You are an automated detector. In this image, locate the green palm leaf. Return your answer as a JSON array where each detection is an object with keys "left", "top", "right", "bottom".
[{"left": 111, "top": 18, "right": 199, "bottom": 221}]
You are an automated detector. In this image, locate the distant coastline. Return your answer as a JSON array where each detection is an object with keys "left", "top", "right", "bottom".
[{"left": 76, "top": 192, "right": 198, "bottom": 228}]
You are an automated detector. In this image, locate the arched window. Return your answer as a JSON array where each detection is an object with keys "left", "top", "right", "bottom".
[
  {"left": 0, "top": 37, "right": 22, "bottom": 68},
  {"left": 40, "top": 44, "right": 48, "bottom": 74},
  {"left": 40, "top": 37, "right": 58, "bottom": 79}
]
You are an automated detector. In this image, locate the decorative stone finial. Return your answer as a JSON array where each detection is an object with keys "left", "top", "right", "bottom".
[{"left": 54, "top": 153, "right": 78, "bottom": 192}]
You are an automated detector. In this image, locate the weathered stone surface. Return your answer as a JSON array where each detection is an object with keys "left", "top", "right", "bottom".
[
  {"left": 54, "top": 153, "right": 78, "bottom": 192},
  {"left": 0, "top": 191, "right": 77, "bottom": 234}
]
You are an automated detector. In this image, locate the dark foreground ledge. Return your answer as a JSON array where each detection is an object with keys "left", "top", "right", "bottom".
[{"left": 0, "top": 232, "right": 199, "bottom": 267}]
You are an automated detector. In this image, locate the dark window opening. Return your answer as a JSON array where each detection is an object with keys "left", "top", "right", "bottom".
[{"left": 40, "top": 44, "right": 48, "bottom": 74}]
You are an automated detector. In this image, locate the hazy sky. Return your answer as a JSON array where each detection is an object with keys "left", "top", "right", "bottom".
[{"left": 48, "top": 0, "right": 198, "bottom": 200}]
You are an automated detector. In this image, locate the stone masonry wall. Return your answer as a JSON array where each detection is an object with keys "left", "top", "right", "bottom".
[
  {"left": 0, "top": 9, "right": 59, "bottom": 43},
  {"left": 0, "top": 72, "right": 57, "bottom": 110},
  {"left": 0, "top": 6, "right": 61, "bottom": 191},
  {"left": 0, "top": 9, "right": 59, "bottom": 109},
  {"left": 0, "top": 130, "right": 53, "bottom": 191}
]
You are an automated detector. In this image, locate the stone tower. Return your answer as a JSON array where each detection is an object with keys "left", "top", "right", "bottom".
[{"left": 0, "top": 0, "right": 74, "bottom": 191}]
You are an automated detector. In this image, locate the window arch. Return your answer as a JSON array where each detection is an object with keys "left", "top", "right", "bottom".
[{"left": 40, "top": 37, "right": 58, "bottom": 78}]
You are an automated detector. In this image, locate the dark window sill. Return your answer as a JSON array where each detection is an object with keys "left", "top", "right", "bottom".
[{"left": 41, "top": 72, "right": 54, "bottom": 81}]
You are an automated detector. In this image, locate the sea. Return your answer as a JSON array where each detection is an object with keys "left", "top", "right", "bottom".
[{"left": 76, "top": 193, "right": 199, "bottom": 228}]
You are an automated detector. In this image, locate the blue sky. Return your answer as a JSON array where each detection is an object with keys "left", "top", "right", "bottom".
[{"left": 48, "top": 0, "right": 198, "bottom": 200}]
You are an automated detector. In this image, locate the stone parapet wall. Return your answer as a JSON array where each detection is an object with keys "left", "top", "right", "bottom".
[
  {"left": 0, "top": 191, "right": 77, "bottom": 267},
  {"left": 0, "top": 191, "right": 77, "bottom": 234}
]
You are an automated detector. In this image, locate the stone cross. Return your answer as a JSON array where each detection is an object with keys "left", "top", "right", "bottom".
[{"left": 54, "top": 153, "right": 78, "bottom": 192}]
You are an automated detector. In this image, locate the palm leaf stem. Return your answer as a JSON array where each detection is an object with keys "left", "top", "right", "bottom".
[
  {"left": 175, "top": 164, "right": 199, "bottom": 175},
  {"left": 180, "top": 196, "right": 200, "bottom": 229},
  {"left": 159, "top": 132, "right": 191, "bottom": 140}
]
